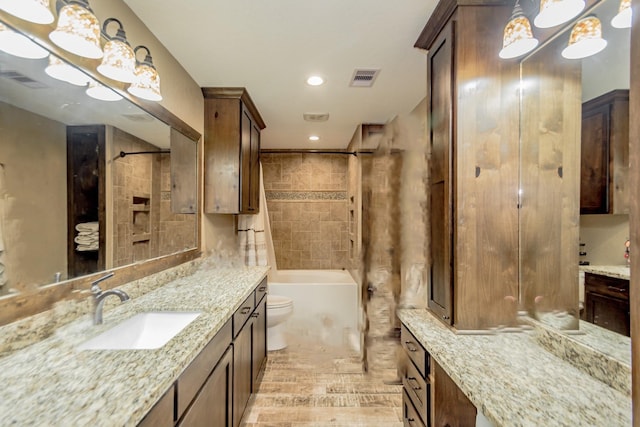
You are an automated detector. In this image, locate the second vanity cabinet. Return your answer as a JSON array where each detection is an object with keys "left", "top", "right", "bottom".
[
  {"left": 202, "top": 87, "right": 266, "bottom": 214},
  {"left": 400, "top": 324, "right": 476, "bottom": 426},
  {"left": 584, "top": 272, "right": 630, "bottom": 336},
  {"left": 138, "top": 278, "right": 268, "bottom": 426},
  {"left": 580, "top": 90, "right": 629, "bottom": 215}
]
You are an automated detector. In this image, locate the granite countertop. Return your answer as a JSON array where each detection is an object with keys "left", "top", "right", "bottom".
[
  {"left": 398, "top": 309, "right": 632, "bottom": 427},
  {"left": 580, "top": 265, "right": 630, "bottom": 280},
  {"left": 0, "top": 266, "right": 269, "bottom": 426}
]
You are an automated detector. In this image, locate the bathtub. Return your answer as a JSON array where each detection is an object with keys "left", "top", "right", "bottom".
[{"left": 268, "top": 270, "right": 361, "bottom": 351}]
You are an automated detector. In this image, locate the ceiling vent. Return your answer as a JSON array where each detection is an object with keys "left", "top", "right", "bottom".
[
  {"left": 350, "top": 68, "right": 380, "bottom": 87},
  {"left": 303, "top": 112, "right": 330, "bottom": 122},
  {"left": 0, "top": 69, "right": 47, "bottom": 89}
]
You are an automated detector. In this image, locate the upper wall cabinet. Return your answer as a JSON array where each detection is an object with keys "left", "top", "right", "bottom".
[
  {"left": 202, "top": 88, "right": 266, "bottom": 214},
  {"left": 580, "top": 89, "right": 629, "bottom": 215},
  {"left": 416, "top": 0, "right": 519, "bottom": 330}
]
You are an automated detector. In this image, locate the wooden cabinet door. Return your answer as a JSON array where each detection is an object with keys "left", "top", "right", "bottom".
[
  {"left": 240, "top": 107, "right": 253, "bottom": 214},
  {"left": 138, "top": 386, "right": 174, "bottom": 427},
  {"left": 432, "top": 360, "right": 476, "bottom": 427},
  {"left": 252, "top": 297, "right": 267, "bottom": 391},
  {"left": 580, "top": 104, "right": 610, "bottom": 214},
  {"left": 178, "top": 346, "right": 233, "bottom": 427},
  {"left": 427, "top": 21, "right": 454, "bottom": 325},
  {"left": 585, "top": 291, "right": 630, "bottom": 336},
  {"left": 248, "top": 123, "right": 261, "bottom": 213},
  {"left": 233, "top": 318, "right": 254, "bottom": 427}
]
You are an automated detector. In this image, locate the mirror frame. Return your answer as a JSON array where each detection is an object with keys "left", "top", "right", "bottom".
[{"left": 0, "top": 10, "right": 202, "bottom": 326}]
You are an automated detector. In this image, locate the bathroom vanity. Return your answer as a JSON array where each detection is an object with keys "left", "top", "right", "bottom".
[
  {"left": 581, "top": 265, "right": 631, "bottom": 336},
  {"left": 0, "top": 265, "right": 269, "bottom": 426},
  {"left": 399, "top": 309, "right": 631, "bottom": 426}
]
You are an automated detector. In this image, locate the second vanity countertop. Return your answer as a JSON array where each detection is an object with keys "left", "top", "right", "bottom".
[
  {"left": 580, "top": 264, "right": 630, "bottom": 280},
  {"left": 0, "top": 265, "right": 269, "bottom": 426},
  {"left": 398, "top": 309, "right": 632, "bottom": 427}
]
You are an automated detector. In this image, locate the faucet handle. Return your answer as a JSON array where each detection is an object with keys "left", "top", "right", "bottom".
[{"left": 90, "top": 272, "right": 115, "bottom": 294}]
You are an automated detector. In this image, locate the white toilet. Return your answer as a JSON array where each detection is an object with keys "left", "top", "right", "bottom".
[{"left": 266, "top": 294, "right": 293, "bottom": 351}]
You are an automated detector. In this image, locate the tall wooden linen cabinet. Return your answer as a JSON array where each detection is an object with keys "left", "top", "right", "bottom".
[
  {"left": 416, "top": 0, "right": 520, "bottom": 331},
  {"left": 202, "top": 88, "right": 265, "bottom": 214}
]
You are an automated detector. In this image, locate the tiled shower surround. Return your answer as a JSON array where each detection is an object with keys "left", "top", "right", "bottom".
[
  {"left": 111, "top": 128, "right": 195, "bottom": 267},
  {"left": 262, "top": 153, "right": 350, "bottom": 270}
]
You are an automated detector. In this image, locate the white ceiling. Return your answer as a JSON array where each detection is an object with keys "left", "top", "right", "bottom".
[{"left": 122, "top": 0, "right": 436, "bottom": 149}]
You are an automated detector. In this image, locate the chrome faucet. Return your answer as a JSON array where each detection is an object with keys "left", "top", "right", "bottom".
[{"left": 90, "top": 272, "right": 130, "bottom": 325}]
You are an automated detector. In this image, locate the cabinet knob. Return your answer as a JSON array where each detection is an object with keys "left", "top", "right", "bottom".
[
  {"left": 251, "top": 312, "right": 259, "bottom": 318},
  {"left": 442, "top": 315, "right": 450, "bottom": 320},
  {"left": 241, "top": 307, "right": 251, "bottom": 314}
]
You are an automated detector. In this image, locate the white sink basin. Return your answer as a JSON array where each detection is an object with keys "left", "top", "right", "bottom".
[{"left": 79, "top": 312, "right": 201, "bottom": 350}]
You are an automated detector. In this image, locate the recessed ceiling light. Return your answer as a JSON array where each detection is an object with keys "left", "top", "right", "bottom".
[
  {"left": 309, "top": 135, "right": 320, "bottom": 141},
  {"left": 306, "top": 75, "right": 324, "bottom": 86}
]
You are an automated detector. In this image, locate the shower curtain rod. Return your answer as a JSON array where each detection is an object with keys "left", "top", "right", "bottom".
[
  {"left": 119, "top": 150, "right": 171, "bottom": 158},
  {"left": 260, "top": 149, "right": 375, "bottom": 156}
]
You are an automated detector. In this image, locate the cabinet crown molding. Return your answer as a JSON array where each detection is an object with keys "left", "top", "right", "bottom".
[{"left": 201, "top": 87, "right": 266, "bottom": 130}]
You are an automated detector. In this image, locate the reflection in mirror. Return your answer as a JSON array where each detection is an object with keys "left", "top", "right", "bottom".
[
  {"left": 0, "top": 27, "right": 197, "bottom": 297},
  {"left": 519, "top": 0, "right": 630, "bottom": 334}
]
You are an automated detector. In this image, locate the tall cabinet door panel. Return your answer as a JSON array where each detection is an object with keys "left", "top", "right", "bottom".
[
  {"left": 233, "top": 319, "right": 253, "bottom": 427},
  {"left": 428, "top": 21, "right": 454, "bottom": 324},
  {"left": 252, "top": 297, "right": 267, "bottom": 390},
  {"left": 240, "top": 108, "right": 253, "bottom": 214},
  {"left": 580, "top": 104, "right": 610, "bottom": 214},
  {"left": 249, "top": 123, "right": 261, "bottom": 212}
]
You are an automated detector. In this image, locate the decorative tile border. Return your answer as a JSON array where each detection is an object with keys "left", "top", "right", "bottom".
[{"left": 266, "top": 191, "right": 347, "bottom": 201}]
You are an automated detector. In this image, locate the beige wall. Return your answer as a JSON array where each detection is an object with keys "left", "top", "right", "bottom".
[
  {"left": 262, "top": 153, "right": 350, "bottom": 270},
  {"left": 0, "top": 102, "right": 67, "bottom": 292},
  {"left": 580, "top": 215, "right": 630, "bottom": 265}
]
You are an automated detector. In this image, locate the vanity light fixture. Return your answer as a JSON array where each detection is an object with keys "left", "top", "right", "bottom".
[
  {"left": 611, "top": 0, "right": 632, "bottom": 28},
  {"left": 561, "top": 15, "right": 607, "bottom": 59},
  {"left": 45, "top": 54, "right": 91, "bottom": 85},
  {"left": 127, "top": 45, "right": 162, "bottom": 101},
  {"left": 97, "top": 18, "right": 136, "bottom": 83},
  {"left": 0, "top": 0, "right": 54, "bottom": 24},
  {"left": 534, "top": 0, "right": 585, "bottom": 28},
  {"left": 499, "top": 0, "right": 539, "bottom": 59},
  {"left": 306, "top": 75, "right": 324, "bottom": 86},
  {"left": 49, "top": 0, "right": 103, "bottom": 59},
  {"left": 0, "top": 21, "right": 48, "bottom": 58},
  {"left": 309, "top": 135, "right": 320, "bottom": 141},
  {"left": 86, "top": 80, "right": 122, "bottom": 101}
]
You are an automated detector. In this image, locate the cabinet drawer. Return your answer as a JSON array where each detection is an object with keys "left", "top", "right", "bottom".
[
  {"left": 255, "top": 278, "right": 267, "bottom": 306},
  {"left": 403, "top": 389, "right": 427, "bottom": 427},
  {"left": 401, "top": 324, "right": 428, "bottom": 378},
  {"left": 233, "top": 292, "right": 255, "bottom": 338},
  {"left": 584, "top": 273, "right": 629, "bottom": 300},
  {"left": 403, "top": 353, "right": 429, "bottom": 421},
  {"left": 177, "top": 319, "right": 232, "bottom": 418}
]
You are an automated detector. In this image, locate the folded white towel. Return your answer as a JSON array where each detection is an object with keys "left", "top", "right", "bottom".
[
  {"left": 74, "top": 235, "right": 98, "bottom": 245},
  {"left": 75, "top": 222, "right": 99, "bottom": 232},
  {"left": 76, "top": 243, "right": 99, "bottom": 252}
]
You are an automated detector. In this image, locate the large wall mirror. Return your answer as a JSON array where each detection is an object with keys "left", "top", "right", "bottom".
[
  {"left": 520, "top": 0, "right": 630, "bottom": 334},
  {"left": 0, "top": 14, "right": 199, "bottom": 323}
]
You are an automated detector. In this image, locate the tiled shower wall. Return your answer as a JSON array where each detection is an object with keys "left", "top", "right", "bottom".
[{"left": 261, "top": 153, "right": 351, "bottom": 270}]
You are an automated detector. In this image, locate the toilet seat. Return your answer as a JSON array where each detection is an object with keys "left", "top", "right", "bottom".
[{"left": 267, "top": 295, "right": 292, "bottom": 308}]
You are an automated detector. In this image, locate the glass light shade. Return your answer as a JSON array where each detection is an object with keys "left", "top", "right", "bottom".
[
  {"left": 611, "top": 0, "right": 632, "bottom": 28},
  {"left": 128, "top": 63, "right": 162, "bottom": 101},
  {"left": 561, "top": 16, "right": 607, "bottom": 59},
  {"left": 86, "top": 80, "right": 122, "bottom": 101},
  {"left": 0, "top": 22, "right": 48, "bottom": 58},
  {"left": 499, "top": 14, "right": 539, "bottom": 59},
  {"left": 49, "top": 3, "right": 102, "bottom": 59},
  {"left": 97, "top": 39, "right": 136, "bottom": 83},
  {"left": 534, "top": 0, "right": 585, "bottom": 28},
  {"left": 45, "top": 55, "right": 90, "bottom": 86},
  {"left": 0, "top": 0, "right": 54, "bottom": 24}
]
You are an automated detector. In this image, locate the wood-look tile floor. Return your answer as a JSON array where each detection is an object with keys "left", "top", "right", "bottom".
[{"left": 241, "top": 338, "right": 403, "bottom": 427}]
